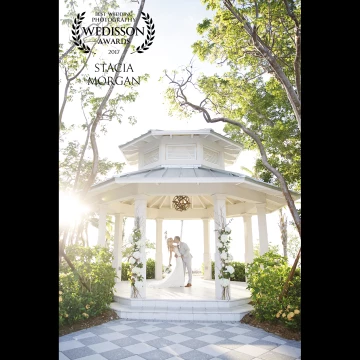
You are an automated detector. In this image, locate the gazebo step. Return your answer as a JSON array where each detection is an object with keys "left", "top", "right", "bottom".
[
  {"left": 113, "top": 296, "right": 251, "bottom": 308},
  {"left": 110, "top": 302, "right": 254, "bottom": 322}
]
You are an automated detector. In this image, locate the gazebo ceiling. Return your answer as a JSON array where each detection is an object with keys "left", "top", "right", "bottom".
[{"left": 122, "top": 194, "right": 245, "bottom": 210}]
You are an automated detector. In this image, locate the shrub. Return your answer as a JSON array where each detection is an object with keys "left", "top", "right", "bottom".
[
  {"left": 146, "top": 258, "right": 155, "bottom": 279},
  {"left": 230, "top": 262, "right": 246, "bottom": 281},
  {"left": 59, "top": 245, "right": 117, "bottom": 326},
  {"left": 121, "top": 261, "right": 131, "bottom": 281},
  {"left": 246, "top": 249, "right": 301, "bottom": 331},
  {"left": 202, "top": 261, "right": 245, "bottom": 281},
  {"left": 121, "top": 258, "right": 156, "bottom": 280}
]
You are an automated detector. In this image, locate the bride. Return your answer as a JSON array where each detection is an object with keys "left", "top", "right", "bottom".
[{"left": 149, "top": 237, "right": 185, "bottom": 288}]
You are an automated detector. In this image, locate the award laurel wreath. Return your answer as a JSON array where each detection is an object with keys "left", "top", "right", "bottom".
[
  {"left": 132, "top": 12, "right": 155, "bottom": 54},
  {"left": 71, "top": 11, "right": 155, "bottom": 54},
  {"left": 72, "top": 12, "right": 91, "bottom": 54}
]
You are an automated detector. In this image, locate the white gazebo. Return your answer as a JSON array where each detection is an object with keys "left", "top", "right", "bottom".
[{"left": 85, "top": 129, "right": 300, "bottom": 301}]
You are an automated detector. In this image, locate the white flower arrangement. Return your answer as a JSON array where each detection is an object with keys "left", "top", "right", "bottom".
[
  {"left": 216, "top": 223, "right": 234, "bottom": 300},
  {"left": 127, "top": 218, "right": 144, "bottom": 298}
]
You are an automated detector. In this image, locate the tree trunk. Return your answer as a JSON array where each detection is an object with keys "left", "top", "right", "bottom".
[
  {"left": 84, "top": 220, "right": 89, "bottom": 247},
  {"left": 59, "top": 228, "right": 70, "bottom": 264},
  {"left": 279, "top": 247, "right": 301, "bottom": 301},
  {"left": 59, "top": 39, "right": 98, "bottom": 135},
  {"left": 279, "top": 208, "right": 288, "bottom": 258},
  {"left": 69, "top": 221, "right": 78, "bottom": 245},
  {"left": 73, "top": 121, "right": 92, "bottom": 192},
  {"left": 75, "top": 220, "right": 85, "bottom": 245},
  {"left": 59, "top": 247, "right": 91, "bottom": 292}
]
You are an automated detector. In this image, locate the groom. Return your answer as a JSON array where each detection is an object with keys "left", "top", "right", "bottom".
[{"left": 174, "top": 235, "right": 193, "bottom": 287}]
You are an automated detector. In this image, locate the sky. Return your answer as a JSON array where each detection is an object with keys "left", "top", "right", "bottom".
[{"left": 59, "top": 0, "right": 300, "bottom": 270}]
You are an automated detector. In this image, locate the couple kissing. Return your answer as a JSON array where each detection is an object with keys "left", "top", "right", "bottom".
[{"left": 150, "top": 235, "right": 193, "bottom": 289}]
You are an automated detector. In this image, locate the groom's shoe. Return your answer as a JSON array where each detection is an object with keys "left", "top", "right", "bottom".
[{"left": 185, "top": 283, "right": 192, "bottom": 287}]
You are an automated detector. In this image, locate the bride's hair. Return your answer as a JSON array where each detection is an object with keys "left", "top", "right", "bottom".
[{"left": 167, "top": 237, "right": 174, "bottom": 252}]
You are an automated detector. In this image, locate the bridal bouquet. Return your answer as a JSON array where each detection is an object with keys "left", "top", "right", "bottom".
[{"left": 164, "top": 264, "right": 172, "bottom": 274}]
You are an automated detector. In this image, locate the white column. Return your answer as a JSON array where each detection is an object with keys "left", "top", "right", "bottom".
[
  {"left": 113, "top": 213, "right": 124, "bottom": 282},
  {"left": 134, "top": 195, "right": 147, "bottom": 298},
  {"left": 256, "top": 203, "right": 269, "bottom": 255},
  {"left": 97, "top": 204, "right": 108, "bottom": 246},
  {"left": 212, "top": 194, "right": 229, "bottom": 300},
  {"left": 155, "top": 218, "right": 163, "bottom": 280},
  {"left": 243, "top": 215, "right": 254, "bottom": 264},
  {"left": 203, "top": 218, "right": 212, "bottom": 280}
]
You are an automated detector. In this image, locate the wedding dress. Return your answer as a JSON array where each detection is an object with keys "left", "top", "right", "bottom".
[{"left": 149, "top": 247, "right": 185, "bottom": 288}]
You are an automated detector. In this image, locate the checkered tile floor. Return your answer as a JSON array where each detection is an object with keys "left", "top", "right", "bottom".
[{"left": 59, "top": 319, "right": 301, "bottom": 360}]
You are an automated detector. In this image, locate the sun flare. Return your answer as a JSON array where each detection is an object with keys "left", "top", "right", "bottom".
[{"left": 59, "top": 192, "right": 89, "bottom": 226}]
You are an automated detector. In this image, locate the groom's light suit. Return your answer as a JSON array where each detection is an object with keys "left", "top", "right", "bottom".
[{"left": 178, "top": 241, "right": 193, "bottom": 285}]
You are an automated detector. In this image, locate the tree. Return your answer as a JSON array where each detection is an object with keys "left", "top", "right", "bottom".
[
  {"left": 191, "top": 73, "right": 301, "bottom": 192},
  {"left": 165, "top": 0, "right": 301, "bottom": 298},
  {"left": 59, "top": 0, "right": 132, "bottom": 133},
  {"left": 59, "top": 141, "right": 124, "bottom": 193},
  {"left": 165, "top": 67, "right": 300, "bottom": 237},
  {"left": 59, "top": 0, "right": 148, "bottom": 269},
  {"left": 195, "top": 0, "right": 301, "bottom": 130},
  {"left": 79, "top": 0, "right": 147, "bottom": 199},
  {"left": 165, "top": 67, "right": 300, "bottom": 300},
  {"left": 287, "top": 230, "right": 300, "bottom": 265},
  {"left": 59, "top": 138, "right": 125, "bottom": 248},
  {"left": 191, "top": 1, "right": 301, "bottom": 192},
  {"left": 59, "top": 0, "right": 147, "bottom": 201}
]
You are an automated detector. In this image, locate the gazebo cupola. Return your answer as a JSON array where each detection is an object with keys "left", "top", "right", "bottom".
[{"left": 119, "top": 129, "right": 243, "bottom": 170}]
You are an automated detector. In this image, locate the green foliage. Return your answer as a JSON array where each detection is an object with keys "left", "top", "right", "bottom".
[
  {"left": 253, "top": 243, "right": 280, "bottom": 258},
  {"left": 122, "top": 238, "right": 155, "bottom": 260},
  {"left": 203, "top": 260, "right": 245, "bottom": 281},
  {"left": 163, "top": 86, "right": 195, "bottom": 119},
  {"left": 146, "top": 258, "right": 155, "bottom": 279},
  {"left": 206, "top": 75, "right": 300, "bottom": 192},
  {"left": 163, "top": 70, "right": 300, "bottom": 192},
  {"left": 59, "top": 245, "right": 117, "bottom": 326},
  {"left": 246, "top": 250, "right": 301, "bottom": 331},
  {"left": 121, "top": 262, "right": 131, "bottom": 281},
  {"left": 59, "top": 140, "right": 125, "bottom": 192},
  {"left": 287, "top": 231, "right": 301, "bottom": 265},
  {"left": 182, "top": 0, "right": 301, "bottom": 192},
  {"left": 230, "top": 261, "right": 246, "bottom": 281},
  {"left": 121, "top": 259, "right": 156, "bottom": 280},
  {"left": 59, "top": 1, "right": 150, "bottom": 198},
  {"left": 195, "top": 0, "right": 301, "bottom": 82}
]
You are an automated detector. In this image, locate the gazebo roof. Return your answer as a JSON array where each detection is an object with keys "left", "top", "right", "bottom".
[
  {"left": 91, "top": 165, "right": 298, "bottom": 195},
  {"left": 84, "top": 128, "right": 300, "bottom": 219},
  {"left": 86, "top": 165, "right": 300, "bottom": 218},
  {"left": 118, "top": 128, "right": 243, "bottom": 166}
]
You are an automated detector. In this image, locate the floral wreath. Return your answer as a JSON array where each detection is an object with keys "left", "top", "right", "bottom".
[
  {"left": 127, "top": 217, "right": 144, "bottom": 298},
  {"left": 216, "top": 220, "right": 235, "bottom": 300}
]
